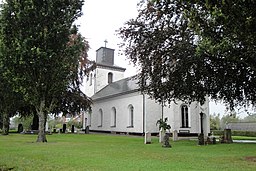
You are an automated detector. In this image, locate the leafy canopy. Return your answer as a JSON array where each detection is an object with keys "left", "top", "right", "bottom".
[
  {"left": 118, "top": 0, "right": 256, "bottom": 110},
  {"left": 0, "top": 0, "right": 90, "bottom": 141},
  {"left": 0, "top": 0, "right": 90, "bottom": 113}
]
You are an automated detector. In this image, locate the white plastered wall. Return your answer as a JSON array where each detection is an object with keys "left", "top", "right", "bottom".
[{"left": 94, "top": 67, "right": 124, "bottom": 93}]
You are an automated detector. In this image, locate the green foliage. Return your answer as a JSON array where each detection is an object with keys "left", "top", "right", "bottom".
[
  {"left": 0, "top": 58, "right": 32, "bottom": 134},
  {"left": 156, "top": 117, "right": 171, "bottom": 131},
  {"left": 243, "top": 114, "right": 256, "bottom": 122},
  {"left": 118, "top": 0, "right": 256, "bottom": 109},
  {"left": 0, "top": 0, "right": 89, "bottom": 111},
  {"left": 232, "top": 136, "right": 256, "bottom": 140},
  {"left": 47, "top": 117, "right": 62, "bottom": 130},
  {"left": 210, "top": 113, "right": 241, "bottom": 130},
  {"left": 0, "top": 114, "right": 2, "bottom": 129},
  {"left": 211, "top": 113, "right": 256, "bottom": 131},
  {"left": 12, "top": 115, "right": 33, "bottom": 131},
  {"left": 220, "top": 113, "right": 240, "bottom": 129},
  {"left": 67, "top": 118, "right": 82, "bottom": 129},
  {"left": 232, "top": 131, "right": 256, "bottom": 137},
  {"left": 212, "top": 130, "right": 256, "bottom": 137},
  {"left": 212, "top": 130, "right": 223, "bottom": 136},
  {"left": 210, "top": 113, "right": 221, "bottom": 130},
  {"left": 0, "top": 0, "right": 91, "bottom": 141}
]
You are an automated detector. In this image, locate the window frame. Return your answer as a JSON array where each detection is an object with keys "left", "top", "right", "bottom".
[
  {"left": 98, "top": 109, "right": 103, "bottom": 127},
  {"left": 181, "top": 105, "right": 189, "bottom": 128},
  {"left": 110, "top": 107, "right": 117, "bottom": 127},
  {"left": 127, "top": 105, "right": 134, "bottom": 128},
  {"left": 108, "top": 72, "right": 113, "bottom": 84}
]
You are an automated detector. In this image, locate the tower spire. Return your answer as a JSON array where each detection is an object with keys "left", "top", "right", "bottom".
[{"left": 104, "top": 39, "right": 108, "bottom": 48}]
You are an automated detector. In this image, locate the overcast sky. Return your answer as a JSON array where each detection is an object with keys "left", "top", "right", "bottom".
[
  {"left": 76, "top": 0, "right": 250, "bottom": 118},
  {"left": 76, "top": 0, "right": 139, "bottom": 77}
]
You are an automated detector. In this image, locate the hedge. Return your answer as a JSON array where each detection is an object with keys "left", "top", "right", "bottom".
[{"left": 212, "top": 130, "right": 256, "bottom": 137}]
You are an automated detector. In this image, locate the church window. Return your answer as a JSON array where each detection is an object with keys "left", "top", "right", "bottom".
[
  {"left": 84, "top": 118, "right": 87, "bottom": 127},
  {"left": 89, "top": 73, "right": 93, "bottom": 86},
  {"left": 181, "top": 105, "right": 189, "bottom": 128},
  {"left": 108, "top": 72, "right": 113, "bottom": 84},
  {"left": 98, "top": 109, "right": 103, "bottom": 127},
  {"left": 111, "top": 107, "right": 116, "bottom": 127},
  {"left": 88, "top": 112, "right": 91, "bottom": 126},
  {"left": 128, "top": 105, "right": 134, "bottom": 127}
]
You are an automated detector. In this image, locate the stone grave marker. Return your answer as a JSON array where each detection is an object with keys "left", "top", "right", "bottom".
[
  {"left": 173, "top": 130, "right": 178, "bottom": 141},
  {"left": 85, "top": 126, "right": 89, "bottom": 134},
  {"left": 162, "top": 133, "right": 171, "bottom": 148},
  {"left": 62, "top": 124, "right": 66, "bottom": 133},
  {"left": 71, "top": 125, "right": 75, "bottom": 133},
  {"left": 159, "top": 128, "right": 165, "bottom": 143},
  {"left": 144, "top": 132, "right": 152, "bottom": 144}
]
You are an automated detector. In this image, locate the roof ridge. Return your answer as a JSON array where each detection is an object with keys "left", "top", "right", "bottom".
[{"left": 92, "top": 75, "right": 139, "bottom": 100}]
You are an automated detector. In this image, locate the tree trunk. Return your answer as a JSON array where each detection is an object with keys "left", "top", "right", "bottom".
[
  {"left": 36, "top": 100, "right": 47, "bottom": 142},
  {"left": 2, "top": 113, "right": 10, "bottom": 135}
]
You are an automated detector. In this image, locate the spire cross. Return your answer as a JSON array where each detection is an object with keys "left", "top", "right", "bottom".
[{"left": 104, "top": 39, "right": 108, "bottom": 47}]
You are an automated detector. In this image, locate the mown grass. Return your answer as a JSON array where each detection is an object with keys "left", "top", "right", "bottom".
[
  {"left": 0, "top": 133, "right": 256, "bottom": 171},
  {"left": 232, "top": 136, "right": 256, "bottom": 140}
]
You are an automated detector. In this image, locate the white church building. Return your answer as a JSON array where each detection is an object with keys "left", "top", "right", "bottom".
[{"left": 81, "top": 47, "right": 210, "bottom": 136}]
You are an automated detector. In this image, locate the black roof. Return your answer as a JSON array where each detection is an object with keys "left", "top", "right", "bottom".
[{"left": 92, "top": 76, "right": 139, "bottom": 101}]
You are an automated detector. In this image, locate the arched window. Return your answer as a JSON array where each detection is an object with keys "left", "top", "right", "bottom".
[
  {"left": 88, "top": 112, "right": 91, "bottom": 126},
  {"left": 108, "top": 72, "right": 113, "bottom": 84},
  {"left": 181, "top": 105, "right": 189, "bottom": 128},
  {"left": 98, "top": 109, "right": 103, "bottom": 127},
  {"left": 111, "top": 107, "right": 116, "bottom": 127},
  {"left": 128, "top": 105, "right": 134, "bottom": 127}
]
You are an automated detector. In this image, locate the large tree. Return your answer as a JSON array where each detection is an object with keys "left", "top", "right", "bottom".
[
  {"left": 0, "top": 0, "right": 90, "bottom": 142},
  {"left": 118, "top": 0, "right": 256, "bottom": 110},
  {"left": 0, "top": 63, "right": 30, "bottom": 135}
]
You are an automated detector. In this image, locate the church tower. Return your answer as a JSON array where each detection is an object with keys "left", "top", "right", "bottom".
[{"left": 82, "top": 46, "right": 126, "bottom": 97}]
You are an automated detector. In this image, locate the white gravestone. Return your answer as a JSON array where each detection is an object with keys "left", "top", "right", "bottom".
[
  {"left": 159, "top": 128, "right": 165, "bottom": 143},
  {"left": 173, "top": 130, "right": 178, "bottom": 141},
  {"left": 144, "top": 132, "right": 152, "bottom": 144}
]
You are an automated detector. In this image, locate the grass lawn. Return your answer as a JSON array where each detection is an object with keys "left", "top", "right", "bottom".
[
  {"left": 232, "top": 136, "right": 256, "bottom": 140},
  {"left": 0, "top": 133, "right": 256, "bottom": 171}
]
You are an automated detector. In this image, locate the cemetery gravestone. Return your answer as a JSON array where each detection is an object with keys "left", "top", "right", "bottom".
[
  {"left": 159, "top": 128, "right": 165, "bottom": 143},
  {"left": 17, "top": 124, "right": 23, "bottom": 133},
  {"left": 144, "top": 132, "right": 152, "bottom": 144},
  {"left": 85, "top": 126, "right": 89, "bottom": 134},
  {"left": 162, "top": 133, "right": 171, "bottom": 148},
  {"left": 62, "top": 124, "right": 66, "bottom": 133},
  {"left": 198, "top": 133, "right": 204, "bottom": 145},
  {"left": 71, "top": 125, "right": 75, "bottom": 133},
  {"left": 173, "top": 130, "right": 178, "bottom": 141},
  {"left": 222, "top": 129, "right": 233, "bottom": 143}
]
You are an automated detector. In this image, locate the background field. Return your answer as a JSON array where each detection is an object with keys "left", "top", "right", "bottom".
[{"left": 0, "top": 134, "right": 256, "bottom": 171}]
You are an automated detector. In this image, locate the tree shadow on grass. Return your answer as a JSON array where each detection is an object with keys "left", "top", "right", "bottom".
[
  {"left": 0, "top": 165, "right": 15, "bottom": 171},
  {"left": 245, "top": 156, "right": 256, "bottom": 162}
]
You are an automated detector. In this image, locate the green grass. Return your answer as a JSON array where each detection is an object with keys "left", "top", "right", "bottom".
[
  {"left": 232, "top": 136, "right": 256, "bottom": 140},
  {"left": 0, "top": 134, "right": 256, "bottom": 171}
]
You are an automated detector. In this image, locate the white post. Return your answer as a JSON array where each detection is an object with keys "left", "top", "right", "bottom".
[{"left": 159, "top": 128, "right": 165, "bottom": 143}]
